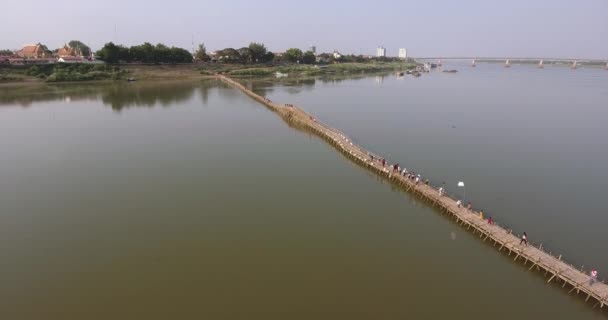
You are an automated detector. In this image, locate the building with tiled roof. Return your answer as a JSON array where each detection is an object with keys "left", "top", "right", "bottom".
[
  {"left": 16, "top": 44, "right": 49, "bottom": 59},
  {"left": 56, "top": 44, "right": 82, "bottom": 58}
]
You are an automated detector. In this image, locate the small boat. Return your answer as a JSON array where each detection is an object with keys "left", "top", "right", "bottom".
[
  {"left": 471, "top": 59, "right": 476, "bottom": 67},
  {"left": 571, "top": 60, "right": 578, "bottom": 69},
  {"left": 442, "top": 69, "right": 458, "bottom": 73},
  {"left": 504, "top": 59, "right": 511, "bottom": 68},
  {"left": 127, "top": 77, "right": 136, "bottom": 82},
  {"left": 437, "top": 59, "right": 442, "bottom": 67},
  {"left": 397, "top": 72, "right": 404, "bottom": 76},
  {"left": 274, "top": 72, "right": 288, "bottom": 78},
  {"left": 538, "top": 59, "right": 544, "bottom": 68}
]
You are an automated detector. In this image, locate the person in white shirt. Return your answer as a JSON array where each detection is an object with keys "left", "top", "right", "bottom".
[
  {"left": 520, "top": 232, "right": 528, "bottom": 246},
  {"left": 456, "top": 200, "right": 462, "bottom": 208},
  {"left": 590, "top": 270, "right": 598, "bottom": 286}
]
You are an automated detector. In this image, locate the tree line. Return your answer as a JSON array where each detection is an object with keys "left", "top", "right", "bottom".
[
  {"left": 95, "top": 41, "right": 407, "bottom": 65},
  {"left": 96, "top": 42, "right": 193, "bottom": 64},
  {"left": 201, "top": 43, "right": 317, "bottom": 64}
]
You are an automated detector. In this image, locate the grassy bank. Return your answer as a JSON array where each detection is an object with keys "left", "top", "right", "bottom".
[
  {"left": 1, "top": 61, "right": 417, "bottom": 85},
  {"left": 120, "top": 64, "right": 205, "bottom": 80},
  {"left": 220, "top": 62, "right": 417, "bottom": 77},
  {"left": 1, "top": 64, "right": 127, "bottom": 83}
]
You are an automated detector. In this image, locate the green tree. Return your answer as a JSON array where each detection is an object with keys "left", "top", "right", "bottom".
[
  {"left": 96, "top": 42, "right": 122, "bottom": 63},
  {"left": 195, "top": 43, "right": 209, "bottom": 62},
  {"left": 216, "top": 48, "right": 241, "bottom": 63},
  {"left": 248, "top": 42, "right": 268, "bottom": 63},
  {"left": 68, "top": 40, "right": 91, "bottom": 56},
  {"left": 0, "top": 49, "right": 13, "bottom": 56},
  {"left": 263, "top": 51, "right": 275, "bottom": 63},
  {"left": 284, "top": 48, "right": 303, "bottom": 63},
  {"left": 238, "top": 47, "right": 252, "bottom": 63},
  {"left": 302, "top": 51, "right": 316, "bottom": 64}
]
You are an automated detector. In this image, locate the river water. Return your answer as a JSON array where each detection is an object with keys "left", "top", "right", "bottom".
[{"left": 0, "top": 70, "right": 606, "bottom": 319}]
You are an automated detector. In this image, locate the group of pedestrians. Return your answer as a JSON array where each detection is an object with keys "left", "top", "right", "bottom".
[
  {"left": 365, "top": 152, "right": 603, "bottom": 288},
  {"left": 285, "top": 103, "right": 295, "bottom": 108}
]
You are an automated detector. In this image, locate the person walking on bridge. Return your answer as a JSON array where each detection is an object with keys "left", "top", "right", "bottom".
[
  {"left": 589, "top": 270, "right": 598, "bottom": 286},
  {"left": 520, "top": 232, "right": 528, "bottom": 246}
]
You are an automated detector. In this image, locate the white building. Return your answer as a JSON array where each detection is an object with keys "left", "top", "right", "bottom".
[
  {"left": 398, "top": 48, "right": 407, "bottom": 59},
  {"left": 333, "top": 50, "right": 342, "bottom": 59},
  {"left": 376, "top": 46, "right": 386, "bottom": 57}
]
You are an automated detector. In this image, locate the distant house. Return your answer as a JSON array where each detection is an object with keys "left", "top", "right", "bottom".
[
  {"left": 8, "top": 58, "right": 25, "bottom": 65},
  {"left": 332, "top": 51, "right": 342, "bottom": 59},
  {"left": 56, "top": 44, "right": 82, "bottom": 58},
  {"left": 0, "top": 56, "right": 11, "bottom": 64},
  {"left": 58, "top": 56, "right": 84, "bottom": 63},
  {"left": 24, "top": 58, "right": 55, "bottom": 65},
  {"left": 16, "top": 44, "right": 49, "bottom": 59},
  {"left": 57, "top": 56, "right": 102, "bottom": 64},
  {"left": 208, "top": 51, "right": 218, "bottom": 62}
]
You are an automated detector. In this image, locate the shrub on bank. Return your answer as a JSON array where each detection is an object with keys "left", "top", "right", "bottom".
[{"left": 228, "top": 68, "right": 273, "bottom": 76}]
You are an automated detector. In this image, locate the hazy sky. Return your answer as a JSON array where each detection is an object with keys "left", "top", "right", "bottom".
[{"left": 3, "top": 0, "right": 607, "bottom": 58}]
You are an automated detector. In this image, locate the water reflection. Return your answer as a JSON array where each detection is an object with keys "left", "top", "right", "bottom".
[{"left": 0, "top": 80, "right": 218, "bottom": 111}]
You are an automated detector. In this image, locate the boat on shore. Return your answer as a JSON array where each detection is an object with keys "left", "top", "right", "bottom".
[
  {"left": 442, "top": 69, "right": 458, "bottom": 73},
  {"left": 538, "top": 59, "right": 544, "bottom": 68},
  {"left": 505, "top": 59, "right": 511, "bottom": 68}
]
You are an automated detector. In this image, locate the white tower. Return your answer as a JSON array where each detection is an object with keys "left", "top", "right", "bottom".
[
  {"left": 376, "top": 46, "right": 386, "bottom": 57},
  {"left": 398, "top": 48, "right": 407, "bottom": 59}
]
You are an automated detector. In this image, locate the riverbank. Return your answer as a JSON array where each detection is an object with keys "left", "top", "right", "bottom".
[
  {"left": 218, "top": 74, "right": 608, "bottom": 313},
  {"left": 220, "top": 61, "right": 416, "bottom": 77},
  {"left": 0, "top": 64, "right": 208, "bottom": 84},
  {"left": 0, "top": 62, "right": 413, "bottom": 85}
]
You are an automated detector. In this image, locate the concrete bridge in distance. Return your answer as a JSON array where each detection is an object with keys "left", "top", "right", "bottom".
[{"left": 415, "top": 57, "right": 606, "bottom": 63}]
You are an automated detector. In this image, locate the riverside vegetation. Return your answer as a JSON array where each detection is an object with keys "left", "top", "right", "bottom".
[
  {"left": 1, "top": 64, "right": 127, "bottom": 83},
  {"left": 1, "top": 41, "right": 417, "bottom": 83}
]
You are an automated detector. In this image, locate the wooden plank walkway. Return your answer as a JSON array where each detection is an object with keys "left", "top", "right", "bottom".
[{"left": 218, "top": 75, "right": 608, "bottom": 311}]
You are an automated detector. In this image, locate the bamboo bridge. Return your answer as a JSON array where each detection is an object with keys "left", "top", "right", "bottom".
[{"left": 218, "top": 75, "right": 608, "bottom": 312}]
